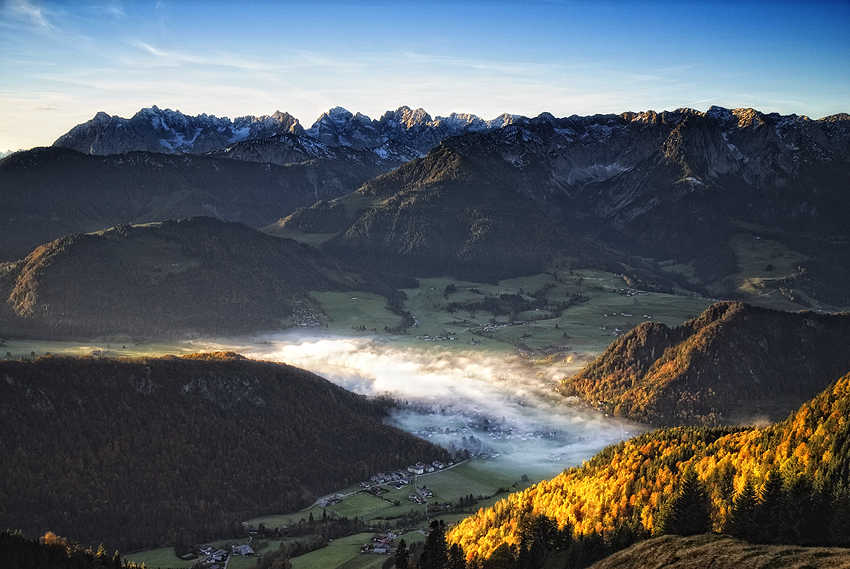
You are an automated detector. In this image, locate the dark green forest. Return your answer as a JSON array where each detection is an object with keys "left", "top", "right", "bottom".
[{"left": 0, "top": 353, "right": 448, "bottom": 552}]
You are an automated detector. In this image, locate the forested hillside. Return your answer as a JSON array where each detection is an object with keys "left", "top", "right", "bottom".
[
  {"left": 0, "top": 216, "right": 405, "bottom": 339},
  {"left": 0, "top": 530, "right": 142, "bottom": 569},
  {"left": 561, "top": 301, "right": 850, "bottom": 425},
  {"left": 0, "top": 353, "right": 448, "bottom": 552},
  {"left": 448, "top": 370, "right": 850, "bottom": 566}
]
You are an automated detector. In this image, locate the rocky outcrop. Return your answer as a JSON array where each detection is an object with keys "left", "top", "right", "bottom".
[{"left": 53, "top": 106, "right": 304, "bottom": 155}]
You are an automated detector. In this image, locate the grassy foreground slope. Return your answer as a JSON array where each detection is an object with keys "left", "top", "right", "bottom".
[
  {"left": 448, "top": 370, "right": 850, "bottom": 563},
  {"left": 587, "top": 534, "right": 850, "bottom": 569},
  {"left": 0, "top": 353, "right": 448, "bottom": 552}
]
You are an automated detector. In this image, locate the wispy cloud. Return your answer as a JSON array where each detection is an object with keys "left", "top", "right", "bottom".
[
  {"left": 5, "top": 0, "right": 53, "bottom": 28},
  {"left": 98, "top": 1, "right": 125, "bottom": 20},
  {"left": 131, "top": 40, "right": 281, "bottom": 71}
]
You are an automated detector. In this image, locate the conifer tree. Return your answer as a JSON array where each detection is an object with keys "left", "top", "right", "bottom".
[
  {"left": 659, "top": 468, "right": 712, "bottom": 536},
  {"left": 753, "top": 468, "right": 786, "bottom": 544},
  {"left": 829, "top": 482, "right": 850, "bottom": 547},
  {"left": 448, "top": 543, "right": 466, "bottom": 569},
  {"left": 396, "top": 539, "right": 409, "bottom": 569},
  {"left": 783, "top": 472, "right": 820, "bottom": 545},
  {"left": 726, "top": 479, "right": 757, "bottom": 541},
  {"left": 481, "top": 542, "right": 515, "bottom": 569},
  {"left": 420, "top": 520, "right": 448, "bottom": 569}
]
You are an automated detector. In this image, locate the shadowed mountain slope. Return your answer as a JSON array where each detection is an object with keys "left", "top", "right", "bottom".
[
  {"left": 0, "top": 216, "right": 398, "bottom": 339},
  {"left": 561, "top": 301, "right": 850, "bottom": 426},
  {"left": 0, "top": 145, "right": 405, "bottom": 263},
  {"left": 0, "top": 352, "right": 448, "bottom": 552},
  {"left": 273, "top": 143, "right": 633, "bottom": 283}
]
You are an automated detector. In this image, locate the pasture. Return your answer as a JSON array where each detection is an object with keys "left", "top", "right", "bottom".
[
  {"left": 311, "top": 291, "right": 407, "bottom": 332},
  {"left": 289, "top": 533, "right": 386, "bottom": 569}
]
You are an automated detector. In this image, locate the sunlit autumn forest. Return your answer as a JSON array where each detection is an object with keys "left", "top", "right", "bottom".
[{"left": 449, "top": 371, "right": 850, "bottom": 566}]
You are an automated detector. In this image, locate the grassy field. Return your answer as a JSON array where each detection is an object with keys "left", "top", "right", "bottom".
[
  {"left": 125, "top": 546, "right": 197, "bottom": 569},
  {"left": 289, "top": 533, "right": 382, "bottom": 569},
  {"left": 311, "top": 291, "right": 407, "bottom": 332},
  {"left": 726, "top": 232, "right": 818, "bottom": 311},
  {"left": 327, "top": 492, "right": 393, "bottom": 518},
  {"left": 289, "top": 530, "right": 431, "bottom": 569},
  {"left": 247, "top": 460, "right": 521, "bottom": 533},
  {"left": 0, "top": 339, "right": 206, "bottom": 361},
  {"left": 392, "top": 271, "right": 712, "bottom": 358},
  {"left": 125, "top": 536, "right": 289, "bottom": 569}
]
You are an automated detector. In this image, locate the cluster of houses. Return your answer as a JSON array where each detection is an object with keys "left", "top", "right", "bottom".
[
  {"left": 407, "top": 460, "right": 447, "bottom": 475},
  {"left": 407, "top": 485, "right": 434, "bottom": 504},
  {"left": 478, "top": 320, "right": 527, "bottom": 334},
  {"left": 194, "top": 543, "right": 257, "bottom": 568},
  {"left": 317, "top": 494, "right": 344, "bottom": 507},
  {"left": 416, "top": 333, "right": 458, "bottom": 342},
  {"left": 360, "top": 532, "right": 399, "bottom": 555},
  {"left": 360, "top": 460, "right": 450, "bottom": 489},
  {"left": 618, "top": 288, "right": 651, "bottom": 297}
]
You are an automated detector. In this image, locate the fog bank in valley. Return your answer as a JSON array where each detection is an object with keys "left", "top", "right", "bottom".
[{"left": 202, "top": 332, "right": 644, "bottom": 480}]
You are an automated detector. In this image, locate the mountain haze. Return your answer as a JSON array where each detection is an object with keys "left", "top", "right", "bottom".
[
  {"left": 275, "top": 143, "right": 615, "bottom": 282},
  {"left": 0, "top": 145, "right": 403, "bottom": 262}
]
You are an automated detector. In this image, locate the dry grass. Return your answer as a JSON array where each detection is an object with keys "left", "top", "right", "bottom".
[{"left": 589, "top": 534, "right": 850, "bottom": 569}]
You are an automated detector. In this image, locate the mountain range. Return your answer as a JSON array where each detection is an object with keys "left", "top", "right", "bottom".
[
  {"left": 272, "top": 106, "right": 850, "bottom": 306},
  {"left": 1, "top": 104, "right": 847, "bottom": 341},
  {"left": 52, "top": 105, "right": 517, "bottom": 156}
]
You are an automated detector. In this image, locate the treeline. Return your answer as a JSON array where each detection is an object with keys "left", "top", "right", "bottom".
[
  {"left": 0, "top": 353, "right": 448, "bottom": 552},
  {"left": 0, "top": 530, "right": 142, "bottom": 569},
  {"left": 448, "top": 370, "right": 850, "bottom": 566},
  {"left": 256, "top": 514, "right": 370, "bottom": 569},
  {"left": 447, "top": 291, "right": 587, "bottom": 320},
  {"left": 561, "top": 301, "right": 850, "bottom": 425}
]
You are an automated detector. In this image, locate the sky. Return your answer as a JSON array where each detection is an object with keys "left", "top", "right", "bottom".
[{"left": 1, "top": 0, "right": 848, "bottom": 152}]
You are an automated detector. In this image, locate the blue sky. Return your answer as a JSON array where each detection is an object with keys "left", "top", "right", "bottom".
[{"left": 1, "top": 0, "right": 848, "bottom": 151}]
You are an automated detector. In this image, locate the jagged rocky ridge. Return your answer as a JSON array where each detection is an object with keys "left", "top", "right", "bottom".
[{"left": 52, "top": 105, "right": 518, "bottom": 156}]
